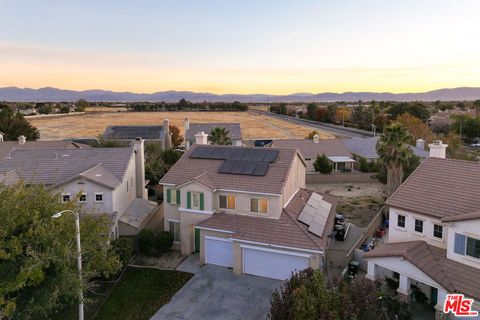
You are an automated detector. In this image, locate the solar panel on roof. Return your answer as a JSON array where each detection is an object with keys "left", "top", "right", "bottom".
[
  {"left": 263, "top": 150, "right": 279, "bottom": 162},
  {"left": 212, "top": 147, "right": 226, "bottom": 158},
  {"left": 218, "top": 159, "right": 236, "bottom": 173},
  {"left": 253, "top": 161, "right": 270, "bottom": 176},
  {"left": 252, "top": 150, "right": 267, "bottom": 161},
  {"left": 221, "top": 148, "right": 235, "bottom": 159},
  {"left": 241, "top": 161, "right": 257, "bottom": 175},
  {"left": 230, "top": 160, "right": 248, "bottom": 174},
  {"left": 230, "top": 149, "right": 246, "bottom": 160},
  {"left": 241, "top": 149, "right": 256, "bottom": 161}
]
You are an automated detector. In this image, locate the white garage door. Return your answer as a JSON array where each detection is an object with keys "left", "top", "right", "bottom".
[
  {"left": 205, "top": 236, "right": 233, "bottom": 267},
  {"left": 243, "top": 246, "right": 310, "bottom": 280}
]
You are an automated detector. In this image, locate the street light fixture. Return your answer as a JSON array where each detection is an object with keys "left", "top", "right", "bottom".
[{"left": 52, "top": 210, "right": 84, "bottom": 320}]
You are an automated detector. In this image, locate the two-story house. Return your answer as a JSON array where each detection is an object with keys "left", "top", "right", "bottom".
[
  {"left": 0, "top": 138, "right": 160, "bottom": 237},
  {"left": 364, "top": 142, "right": 480, "bottom": 319},
  {"left": 159, "top": 144, "right": 338, "bottom": 280}
]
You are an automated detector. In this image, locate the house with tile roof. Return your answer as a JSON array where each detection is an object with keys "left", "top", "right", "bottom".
[
  {"left": 0, "top": 138, "right": 160, "bottom": 237},
  {"left": 270, "top": 135, "right": 356, "bottom": 173},
  {"left": 159, "top": 143, "right": 338, "bottom": 280},
  {"left": 184, "top": 118, "right": 242, "bottom": 150},
  {"left": 102, "top": 119, "right": 172, "bottom": 149},
  {"left": 364, "top": 150, "right": 480, "bottom": 318}
]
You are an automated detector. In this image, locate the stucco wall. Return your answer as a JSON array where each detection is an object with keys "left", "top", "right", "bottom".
[
  {"left": 388, "top": 208, "right": 447, "bottom": 249},
  {"left": 59, "top": 179, "right": 113, "bottom": 214},
  {"left": 281, "top": 154, "right": 305, "bottom": 207},
  {"left": 112, "top": 153, "right": 137, "bottom": 216},
  {"left": 446, "top": 219, "right": 480, "bottom": 269}
]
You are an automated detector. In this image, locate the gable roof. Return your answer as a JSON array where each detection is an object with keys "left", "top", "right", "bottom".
[
  {"left": 0, "top": 140, "right": 89, "bottom": 161},
  {"left": 160, "top": 144, "right": 303, "bottom": 195},
  {"left": 271, "top": 139, "right": 351, "bottom": 159},
  {"left": 343, "top": 136, "right": 429, "bottom": 159},
  {"left": 197, "top": 189, "right": 338, "bottom": 251},
  {"left": 0, "top": 148, "right": 133, "bottom": 188},
  {"left": 365, "top": 241, "right": 480, "bottom": 300},
  {"left": 103, "top": 125, "right": 166, "bottom": 140},
  {"left": 185, "top": 123, "right": 242, "bottom": 140},
  {"left": 386, "top": 157, "right": 480, "bottom": 219}
]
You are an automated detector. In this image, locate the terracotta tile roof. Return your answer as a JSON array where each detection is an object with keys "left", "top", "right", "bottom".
[
  {"left": 386, "top": 158, "right": 480, "bottom": 219},
  {"left": 271, "top": 139, "right": 351, "bottom": 159},
  {"left": 197, "top": 189, "right": 338, "bottom": 251},
  {"left": 160, "top": 144, "right": 301, "bottom": 195},
  {"left": 343, "top": 136, "right": 429, "bottom": 159},
  {"left": 364, "top": 241, "right": 480, "bottom": 300},
  {"left": 441, "top": 211, "right": 480, "bottom": 222}
]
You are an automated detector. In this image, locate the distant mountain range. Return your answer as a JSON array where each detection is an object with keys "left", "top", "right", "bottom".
[{"left": 1, "top": 86, "right": 480, "bottom": 103}]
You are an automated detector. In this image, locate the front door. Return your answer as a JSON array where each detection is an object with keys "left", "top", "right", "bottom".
[{"left": 195, "top": 228, "right": 200, "bottom": 252}]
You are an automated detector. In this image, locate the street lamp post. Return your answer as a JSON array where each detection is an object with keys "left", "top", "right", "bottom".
[{"left": 52, "top": 210, "right": 84, "bottom": 320}]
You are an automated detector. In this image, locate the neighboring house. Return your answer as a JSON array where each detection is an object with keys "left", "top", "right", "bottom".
[
  {"left": 270, "top": 135, "right": 356, "bottom": 173},
  {"left": 343, "top": 136, "right": 429, "bottom": 168},
  {"left": 0, "top": 135, "right": 90, "bottom": 161},
  {"left": 184, "top": 118, "right": 242, "bottom": 150},
  {"left": 0, "top": 138, "right": 160, "bottom": 237},
  {"left": 103, "top": 119, "right": 172, "bottom": 149},
  {"left": 364, "top": 147, "right": 480, "bottom": 318},
  {"left": 160, "top": 143, "right": 338, "bottom": 280}
]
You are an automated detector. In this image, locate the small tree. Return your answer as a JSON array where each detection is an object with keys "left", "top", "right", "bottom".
[
  {"left": 169, "top": 125, "right": 183, "bottom": 147},
  {"left": 59, "top": 105, "right": 70, "bottom": 114},
  {"left": 0, "top": 106, "right": 40, "bottom": 140},
  {"left": 279, "top": 103, "right": 287, "bottom": 115},
  {"left": 75, "top": 99, "right": 89, "bottom": 112},
  {"left": 209, "top": 127, "right": 232, "bottom": 145},
  {"left": 38, "top": 103, "right": 53, "bottom": 114},
  {"left": 306, "top": 130, "right": 319, "bottom": 139},
  {"left": 313, "top": 154, "right": 333, "bottom": 174},
  {"left": 307, "top": 103, "right": 317, "bottom": 120}
]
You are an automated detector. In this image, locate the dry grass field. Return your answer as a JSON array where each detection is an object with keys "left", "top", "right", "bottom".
[{"left": 29, "top": 111, "right": 334, "bottom": 141}]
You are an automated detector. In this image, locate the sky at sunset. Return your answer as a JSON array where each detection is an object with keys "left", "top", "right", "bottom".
[{"left": 1, "top": 0, "right": 480, "bottom": 94}]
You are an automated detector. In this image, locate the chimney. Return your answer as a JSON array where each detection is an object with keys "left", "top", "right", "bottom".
[
  {"left": 184, "top": 118, "right": 190, "bottom": 131},
  {"left": 428, "top": 140, "right": 448, "bottom": 159},
  {"left": 194, "top": 131, "right": 208, "bottom": 145},
  {"left": 163, "top": 119, "right": 172, "bottom": 149},
  {"left": 416, "top": 139, "right": 425, "bottom": 150},
  {"left": 0, "top": 132, "right": 4, "bottom": 142},
  {"left": 313, "top": 134, "right": 320, "bottom": 143},
  {"left": 17, "top": 135, "right": 26, "bottom": 145},
  {"left": 133, "top": 137, "right": 147, "bottom": 199}
]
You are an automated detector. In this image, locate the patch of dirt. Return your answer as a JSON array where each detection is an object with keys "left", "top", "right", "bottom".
[
  {"left": 307, "top": 182, "right": 386, "bottom": 228},
  {"left": 28, "top": 111, "right": 335, "bottom": 141},
  {"left": 132, "top": 250, "right": 185, "bottom": 270}
]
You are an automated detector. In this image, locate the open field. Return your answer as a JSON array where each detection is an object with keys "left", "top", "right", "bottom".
[{"left": 29, "top": 111, "right": 335, "bottom": 141}]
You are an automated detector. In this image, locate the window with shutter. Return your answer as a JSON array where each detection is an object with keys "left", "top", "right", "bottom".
[
  {"left": 466, "top": 237, "right": 480, "bottom": 259},
  {"left": 454, "top": 233, "right": 466, "bottom": 255}
]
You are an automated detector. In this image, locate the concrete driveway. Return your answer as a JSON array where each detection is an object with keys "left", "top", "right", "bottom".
[{"left": 151, "top": 265, "right": 283, "bottom": 320}]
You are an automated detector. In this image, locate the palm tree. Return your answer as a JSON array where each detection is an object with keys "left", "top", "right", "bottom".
[
  {"left": 376, "top": 122, "right": 413, "bottom": 196},
  {"left": 209, "top": 127, "right": 232, "bottom": 145}
]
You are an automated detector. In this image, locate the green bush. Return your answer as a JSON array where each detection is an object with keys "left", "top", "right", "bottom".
[
  {"left": 138, "top": 229, "right": 156, "bottom": 255},
  {"left": 155, "top": 232, "right": 173, "bottom": 253},
  {"left": 313, "top": 153, "right": 333, "bottom": 174},
  {"left": 359, "top": 158, "right": 370, "bottom": 172},
  {"left": 113, "top": 237, "right": 134, "bottom": 266}
]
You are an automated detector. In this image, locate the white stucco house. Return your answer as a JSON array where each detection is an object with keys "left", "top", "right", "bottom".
[
  {"left": 159, "top": 143, "right": 338, "bottom": 280},
  {"left": 364, "top": 141, "right": 480, "bottom": 319},
  {"left": 0, "top": 138, "right": 160, "bottom": 237}
]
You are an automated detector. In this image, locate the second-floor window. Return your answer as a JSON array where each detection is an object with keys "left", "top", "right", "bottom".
[
  {"left": 166, "top": 189, "right": 181, "bottom": 205},
  {"left": 187, "top": 191, "right": 204, "bottom": 211},
  {"left": 62, "top": 193, "right": 70, "bottom": 203},
  {"left": 397, "top": 214, "right": 405, "bottom": 228},
  {"left": 414, "top": 219, "right": 423, "bottom": 233},
  {"left": 251, "top": 198, "right": 268, "bottom": 214},
  {"left": 466, "top": 237, "right": 480, "bottom": 259},
  {"left": 95, "top": 193, "right": 103, "bottom": 203},
  {"left": 219, "top": 194, "right": 235, "bottom": 210},
  {"left": 79, "top": 193, "right": 87, "bottom": 203},
  {"left": 433, "top": 224, "right": 443, "bottom": 239}
]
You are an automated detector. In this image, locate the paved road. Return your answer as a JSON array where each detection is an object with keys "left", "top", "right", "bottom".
[
  {"left": 151, "top": 265, "right": 282, "bottom": 320},
  {"left": 253, "top": 110, "right": 374, "bottom": 138}
]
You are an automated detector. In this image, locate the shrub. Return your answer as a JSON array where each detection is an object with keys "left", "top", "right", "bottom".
[
  {"left": 359, "top": 158, "right": 370, "bottom": 172},
  {"left": 113, "top": 237, "right": 134, "bottom": 266},
  {"left": 313, "top": 153, "right": 333, "bottom": 174},
  {"left": 155, "top": 231, "right": 173, "bottom": 253},
  {"left": 59, "top": 105, "right": 70, "bottom": 114},
  {"left": 138, "top": 229, "right": 156, "bottom": 255}
]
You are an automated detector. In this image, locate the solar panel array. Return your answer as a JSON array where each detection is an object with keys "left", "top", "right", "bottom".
[{"left": 189, "top": 146, "right": 279, "bottom": 176}]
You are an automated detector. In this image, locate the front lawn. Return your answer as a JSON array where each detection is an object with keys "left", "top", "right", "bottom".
[{"left": 94, "top": 267, "right": 192, "bottom": 320}]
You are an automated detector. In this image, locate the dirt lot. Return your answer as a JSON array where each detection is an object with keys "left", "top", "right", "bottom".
[
  {"left": 29, "top": 111, "right": 334, "bottom": 141},
  {"left": 307, "top": 182, "right": 386, "bottom": 228}
]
